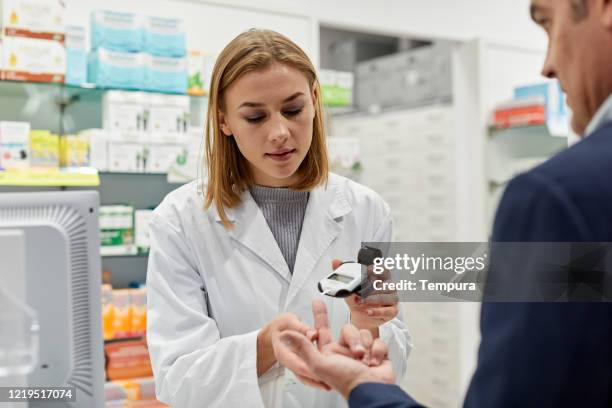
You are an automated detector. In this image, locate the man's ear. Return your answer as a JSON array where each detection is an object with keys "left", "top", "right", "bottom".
[
  {"left": 219, "top": 111, "right": 233, "bottom": 136},
  {"left": 599, "top": 0, "right": 612, "bottom": 28}
]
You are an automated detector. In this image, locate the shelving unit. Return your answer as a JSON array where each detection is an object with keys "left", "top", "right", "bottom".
[
  {"left": 0, "top": 79, "right": 207, "bottom": 290},
  {"left": 486, "top": 124, "right": 568, "bottom": 230},
  {"left": 0, "top": 167, "right": 100, "bottom": 187}
]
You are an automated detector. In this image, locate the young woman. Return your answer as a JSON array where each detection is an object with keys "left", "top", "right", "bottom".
[{"left": 146, "top": 29, "right": 411, "bottom": 408}]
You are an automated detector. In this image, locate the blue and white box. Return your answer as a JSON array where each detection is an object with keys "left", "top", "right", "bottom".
[
  {"left": 143, "top": 16, "right": 186, "bottom": 57},
  {"left": 514, "top": 81, "right": 569, "bottom": 137},
  {"left": 65, "top": 26, "right": 87, "bottom": 86},
  {"left": 143, "top": 54, "right": 187, "bottom": 94},
  {"left": 91, "top": 10, "right": 144, "bottom": 52},
  {"left": 89, "top": 48, "right": 145, "bottom": 90}
]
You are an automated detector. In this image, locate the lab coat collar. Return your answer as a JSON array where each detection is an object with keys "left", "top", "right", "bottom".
[{"left": 211, "top": 178, "right": 352, "bottom": 288}]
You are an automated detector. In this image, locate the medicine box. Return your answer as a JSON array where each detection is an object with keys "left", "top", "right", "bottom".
[
  {"left": 102, "top": 284, "right": 114, "bottom": 340},
  {"left": 129, "top": 288, "right": 147, "bottom": 338},
  {"left": 0, "top": 120, "right": 30, "bottom": 169},
  {"left": 99, "top": 204, "right": 136, "bottom": 256},
  {"left": 80, "top": 128, "right": 108, "bottom": 171},
  {"left": 320, "top": 69, "right": 354, "bottom": 107},
  {"left": 514, "top": 81, "right": 569, "bottom": 136},
  {"left": 103, "top": 91, "right": 148, "bottom": 132},
  {"left": 105, "top": 130, "right": 147, "bottom": 173},
  {"left": 143, "top": 54, "right": 187, "bottom": 94},
  {"left": 146, "top": 142, "right": 185, "bottom": 174},
  {"left": 143, "top": 16, "right": 185, "bottom": 57},
  {"left": 187, "top": 50, "right": 210, "bottom": 96},
  {"left": 59, "top": 134, "right": 89, "bottom": 167},
  {"left": 91, "top": 10, "right": 144, "bottom": 52},
  {"left": 29, "top": 129, "right": 59, "bottom": 167},
  {"left": 104, "top": 339, "right": 152, "bottom": 380},
  {"left": 89, "top": 48, "right": 145, "bottom": 90},
  {"left": 134, "top": 209, "right": 152, "bottom": 251},
  {"left": 2, "top": 35, "right": 65, "bottom": 82},
  {"left": 0, "top": 0, "right": 65, "bottom": 42},
  {"left": 107, "top": 139, "right": 147, "bottom": 173},
  {"left": 148, "top": 93, "right": 189, "bottom": 133},
  {"left": 65, "top": 25, "right": 87, "bottom": 86}
]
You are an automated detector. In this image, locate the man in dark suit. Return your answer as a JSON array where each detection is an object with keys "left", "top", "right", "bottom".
[{"left": 273, "top": 0, "right": 612, "bottom": 406}]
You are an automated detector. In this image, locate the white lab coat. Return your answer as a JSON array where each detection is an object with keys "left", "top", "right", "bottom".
[{"left": 146, "top": 173, "right": 412, "bottom": 408}]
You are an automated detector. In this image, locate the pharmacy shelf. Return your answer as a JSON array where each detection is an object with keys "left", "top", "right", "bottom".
[
  {"left": 102, "top": 250, "right": 149, "bottom": 258},
  {"left": 0, "top": 79, "right": 207, "bottom": 98},
  {"left": 489, "top": 124, "right": 568, "bottom": 139},
  {"left": 0, "top": 167, "right": 100, "bottom": 187}
]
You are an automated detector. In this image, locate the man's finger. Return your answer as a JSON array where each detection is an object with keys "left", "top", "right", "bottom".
[
  {"left": 359, "top": 329, "right": 373, "bottom": 350},
  {"left": 370, "top": 338, "right": 389, "bottom": 366},
  {"left": 339, "top": 324, "right": 366, "bottom": 358},
  {"left": 312, "top": 300, "right": 332, "bottom": 349}
]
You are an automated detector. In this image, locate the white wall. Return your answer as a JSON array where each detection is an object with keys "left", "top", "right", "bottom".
[
  {"left": 66, "top": 0, "right": 548, "bottom": 63},
  {"left": 184, "top": 0, "right": 547, "bottom": 50},
  {"left": 65, "top": 0, "right": 315, "bottom": 57}
]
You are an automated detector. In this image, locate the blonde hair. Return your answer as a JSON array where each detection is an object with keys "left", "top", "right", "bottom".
[{"left": 204, "top": 28, "right": 328, "bottom": 228}]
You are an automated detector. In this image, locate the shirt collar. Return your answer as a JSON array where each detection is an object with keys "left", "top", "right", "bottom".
[{"left": 585, "top": 94, "right": 612, "bottom": 137}]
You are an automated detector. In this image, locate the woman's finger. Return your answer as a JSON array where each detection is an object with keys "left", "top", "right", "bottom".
[
  {"left": 272, "top": 331, "right": 313, "bottom": 377},
  {"left": 366, "top": 305, "right": 398, "bottom": 320},
  {"left": 285, "top": 316, "right": 316, "bottom": 340}
]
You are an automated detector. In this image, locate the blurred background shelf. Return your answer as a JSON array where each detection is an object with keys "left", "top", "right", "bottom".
[{"left": 0, "top": 167, "right": 100, "bottom": 186}]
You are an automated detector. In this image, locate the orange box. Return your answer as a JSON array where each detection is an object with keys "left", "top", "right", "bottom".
[
  {"left": 104, "top": 339, "right": 153, "bottom": 381},
  {"left": 112, "top": 289, "right": 132, "bottom": 339},
  {"left": 102, "top": 284, "right": 115, "bottom": 340},
  {"left": 129, "top": 289, "right": 147, "bottom": 338}
]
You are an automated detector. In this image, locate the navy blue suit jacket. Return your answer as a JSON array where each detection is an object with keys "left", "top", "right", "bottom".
[{"left": 349, "top": 123, "right": 612, "bottom": 408}]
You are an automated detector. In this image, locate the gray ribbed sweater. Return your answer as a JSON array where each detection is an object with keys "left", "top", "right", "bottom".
[{"left": 250, "top": 185, "right": 309, "bottom": 273}]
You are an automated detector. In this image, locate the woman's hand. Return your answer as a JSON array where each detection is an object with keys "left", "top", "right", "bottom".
[
  {"left": 257, "top": 313, "right": 315, "bottom": 377},
  {"left": 332, "top": 259, "right": 399, "bottom": 337}
]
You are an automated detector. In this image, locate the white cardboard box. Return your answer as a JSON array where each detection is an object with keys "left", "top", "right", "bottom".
[
  {"left": 148, "top": 93, "right": 189, "bottom": 133},
  {"left": 102, "top": 91, "right": 148, "bottom": 133},
  {"left": 134, "top": 209, "right": 153, "bottom": 249},
  {"left": 2, "top": 35, "right": 65, "bottom": 82},
  {"left": 0, "top": 120, "right": 30, "bottom": 169},
  {"left": 146, "top": 143, "right": 185, "bottom": 173},
  {"left": 0, "top": 0, "right": 65, "bottom": 41},
  {"left": 80, "top": 128, "right": 108, "bottom": 171},
  {"left": 107, "top": 141, "right": 146, "bottom": 173}
]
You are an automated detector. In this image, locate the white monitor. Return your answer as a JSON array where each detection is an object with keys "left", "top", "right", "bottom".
[{"left": 0, "top": 191, "right": 104, "bottom": 408}]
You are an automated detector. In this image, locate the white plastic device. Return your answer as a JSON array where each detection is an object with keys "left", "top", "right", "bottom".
[{"left": 318, "top": 262, "right": 363, "bottom": 297}]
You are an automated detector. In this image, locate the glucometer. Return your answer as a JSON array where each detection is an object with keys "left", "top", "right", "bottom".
[{"left": 318, "top": 246, "right": 383, "bottom": 298}]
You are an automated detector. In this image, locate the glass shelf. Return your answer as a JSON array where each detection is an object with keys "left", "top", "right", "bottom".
[
  {"left": 0, "top": 79, "right": 207, "bottom": 99},
  {"left": 0, "top": 167, "right": 100, "bottom": 187}
]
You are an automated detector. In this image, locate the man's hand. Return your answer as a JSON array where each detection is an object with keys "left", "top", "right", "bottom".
[
  {"left": 272, "top": 300, "right": 396, "bottom": 399},
  {"left": 277, "top": 327, "right": 395, "bottom": 399}
]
